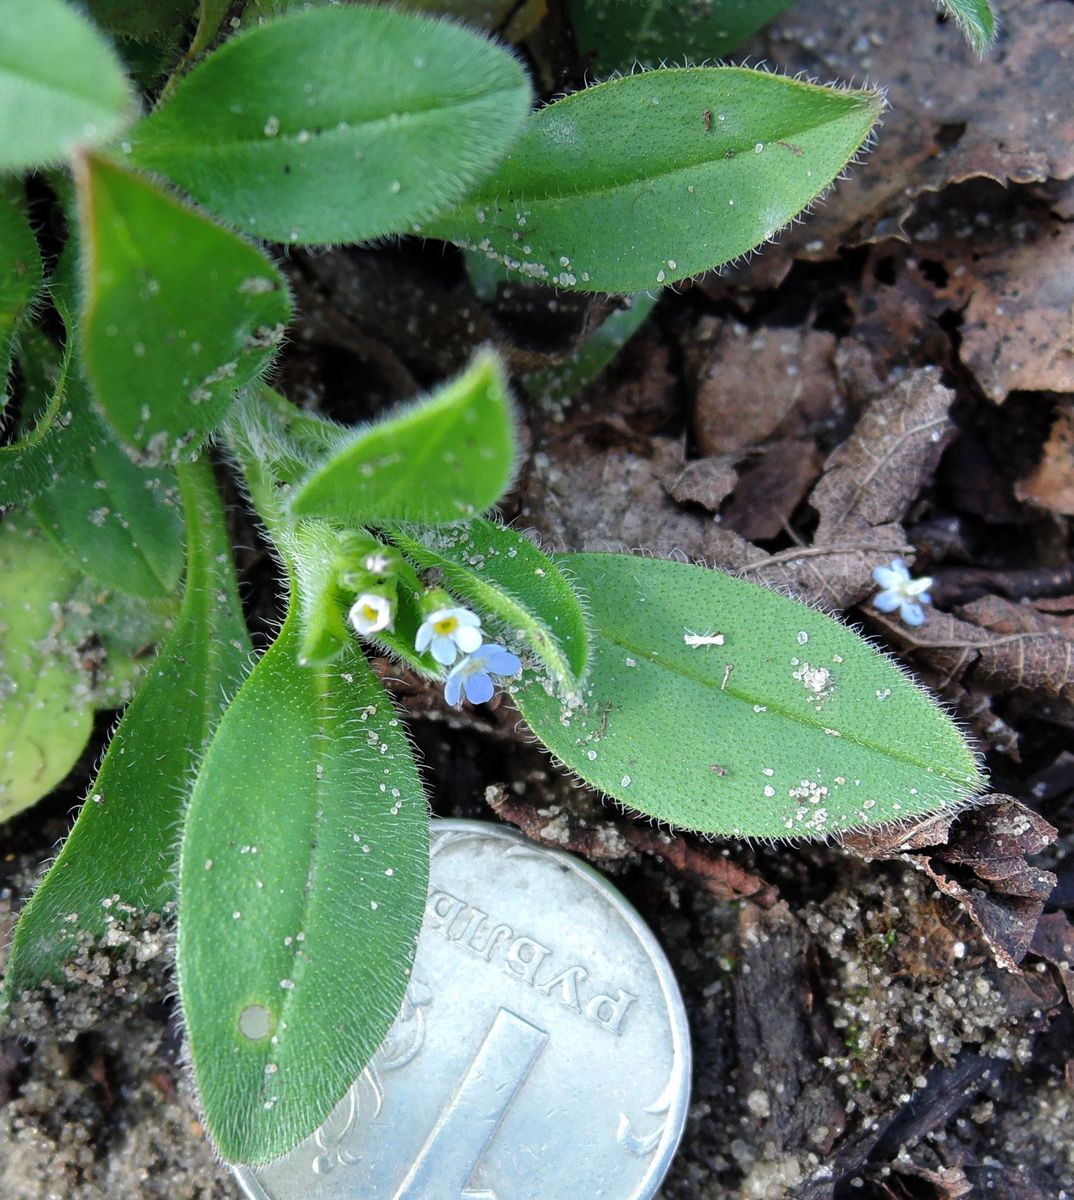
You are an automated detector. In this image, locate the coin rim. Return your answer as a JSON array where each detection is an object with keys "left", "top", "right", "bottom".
[{"left": 234, "top": 816, "right": 692, "bottom": 1200}]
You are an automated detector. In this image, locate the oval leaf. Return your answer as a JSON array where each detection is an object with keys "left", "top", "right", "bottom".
[
  {"left": 0, "top": 519, "right": 95, "bottom": 822},
  {"left": 289, "top": 351, "right": 516, "bottom": 526},
  {"left": 515, "top": 554, "right": 983, "bottom": 840},
  {"left": 0, "top": 0, "right": 134, "bottom": 170},
  {"left": 128, "top": 5, "right": 533, "bottom": 245},
  {"left": 178, "top": 608, "right": 428, "bottom": 1164},
  {"left": 4, "top": 461, "right": 251, "bottom": 996},
  {"left": 426, "top": 67, "right": 884, "bottom": 293},
  {"left": 389, "top": 518, "right": 589, "bottom": 689},
  {"left": 78, "top": 154, "right": 291, "bottom": 464},
  {"left": 30, "top": 362, "right": 185, "bottom": 598}
]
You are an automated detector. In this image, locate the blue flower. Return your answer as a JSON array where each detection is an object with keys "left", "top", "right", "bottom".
[
  {"left": 872, "top": 558, "right": 933, "bottom": 627},
  {"left": 444, "top": 644, "right": 522, "bottom": 706},
  {"left": 415, "top": 606, "right": 483, "bottom": 666}
]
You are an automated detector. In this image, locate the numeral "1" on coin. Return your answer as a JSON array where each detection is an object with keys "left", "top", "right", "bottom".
[{"left": 392, "top": 1009, "right": 548, "bottom": 1200}]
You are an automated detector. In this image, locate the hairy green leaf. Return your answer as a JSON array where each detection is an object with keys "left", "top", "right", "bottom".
[
  {"left": 568, "top": 0, "right": 794, "bottom": 72},
  {"left": 78, "top": 154, "right": 290, "bottom": 464},
  {"left": 289, "top": 519, "right": 357, "bottom": 667},
  {"left": 937, "top": 0, "right": 997, "bottom": 54},
  {"left": 0, "top": 520, "right": 95, "bottom": 822},
  {"left": 4, "top": 460, "right": 251, "bottom": 996},
  {"left": 515, "top": 554, "right": 983, "bottom": 839},
  {"left": 389, "top": 519, "right": 589, "bottom": 689},
  {"left": 0, "top": 0, "right": 134, "bottom": 170},
  {"left": 426, "top": 67, "right": 884, "bottom": 293},
  {"left": 178, "top": 605, "right": 428, "bottom": 1163},
  {"left": 289, "top": 351, "right": 516, "bottom": 526},
  {"left": 30, "top": 361, "right": 185, "bottom": 598},
  {"left": 0, "top": 179, "right": 43, "bottom": 395},
  {"left": 129, "top": 5, "right": 533, "bottom": 245},
  {"left": 61, "top": 577, "right": 177, "bottom": 710}
]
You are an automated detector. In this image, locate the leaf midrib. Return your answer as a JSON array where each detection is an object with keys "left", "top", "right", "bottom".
[
  {"left": 596, "top": 625, "right": 975, "bottom": 786},
  {"left": 135, "top": 85, "right": 523, "bottom": 159}
]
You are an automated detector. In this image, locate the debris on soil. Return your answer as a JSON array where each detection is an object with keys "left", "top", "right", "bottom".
[{"left": 843, "top": 798, "right": 1058, "bottom": 972}]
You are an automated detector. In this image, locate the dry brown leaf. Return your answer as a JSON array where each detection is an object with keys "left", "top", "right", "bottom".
[
  {"left": 952, "top": 595, "right": 1074, "bottom": 701},
  {"left": 739, "top": 369, "right": 955, "bottom": 607},
  {"left": 691, "top": 322, "right": 838, "bottom": 456},
  {"left": 844, "top": 798, "right": 1058, "bottom": 972},
  {"left": 867, "top": 593, "right": 1074, "bottom": 705},
  {"left": 1029, "top": 911, "right": 1074, "bottom": 1008},
  {"left": 958, "top": 220, "right": 1074, "bottom": 401},
  {"left": 1015, "top": 402, "right": 1074, "bottom": 514},
  {"left": 723, "top": 437, "right": 823, "bottom": 540},
  {"left": 717, "top": 0, "right": 1074, "bottom": 287},
  {"left": 659, "top": 452, "right": 738, "bottom": 513}
]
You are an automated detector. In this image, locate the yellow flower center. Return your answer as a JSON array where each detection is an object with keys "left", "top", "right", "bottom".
[
  {"left": 433, "top": 616, "right": 458, "bottom": 636},
  {"left": 362, "top": 604, "right": 379, "bottom": 622}
]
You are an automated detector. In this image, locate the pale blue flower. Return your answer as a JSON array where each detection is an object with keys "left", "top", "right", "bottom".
[
  {"left": 444, "top": 644, "right": 522, "bottom": 706},
  {"left": 872, "top": 558, "right": 933, "bottom": 627},
  {"left": 415, "top": 606, "right": 483, "bottom": 666}
]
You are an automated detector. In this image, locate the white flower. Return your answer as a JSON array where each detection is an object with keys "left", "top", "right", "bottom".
[
  {"left": 349, "top": 592, "right": 393, "bottom": 636},
  {"left": 872, "top": 559, "right": 933, "bottom": 627},
  {"left": 415, "top": 606, "right": 483, "bottom": 666},
  {"left": 444, "top": 644, "right": 522, "bottom": 706},
  {"left": 363, "top": 551, "right": 394, "bottom": 576}
]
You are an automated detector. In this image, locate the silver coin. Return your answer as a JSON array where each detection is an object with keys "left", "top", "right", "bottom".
[{"left": 234, "top": 818, "right": 691, "bottom": 1200}]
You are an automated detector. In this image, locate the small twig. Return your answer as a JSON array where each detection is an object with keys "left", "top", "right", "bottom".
[{"left": 737, "top": 542, "right": 915, "bottom": 574}]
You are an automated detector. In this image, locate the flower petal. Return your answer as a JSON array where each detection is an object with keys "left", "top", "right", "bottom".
[
  {"left": 444, "top": 671, "right": 463, "bottom": 706},
  {"left": 431, "top": 635, "right": 458, "bottom": 666},
  {"left": 453, "top": 609, "right": 482, "bottom": 628},
  {"left": 415, "top": 621, "right": 434, "bottom": 653},
  {"left": 462, "top": 671, "right": 495, "bottom": 705},
  {"left": 872, "top": 564, "right": 902, "bottom": 589},
  {"left": 872, "top": 590, "right": 902, "bottom": 613},
  {"left": 455, "top": 624, "right": 483, "bottom": 654},
  {"left": 901, "top": 602, "right": 927, "bottom": 627},
  {"left": 485, "top": 647, "right": 521, "bottom": 677}
]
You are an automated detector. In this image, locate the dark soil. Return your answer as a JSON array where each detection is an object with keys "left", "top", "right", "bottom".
[{"left": 3, "top": 2, "right": 1074, "bottom": 1198}]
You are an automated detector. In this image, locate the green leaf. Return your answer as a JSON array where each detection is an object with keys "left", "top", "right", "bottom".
[
  {"left": 515, "top": 554, "right": 984, "bottom": 840},
  {"left": 426, "top": 67, "right": 884, "bottom": 293},
  {"left": 128, "top": 5, "right": 533, "bottom": 245},
  {"left": 0, "top": 178, "right": 43, "bottom": 395},
  {"left": 568, "top": 0, "right": 794, "bottom": 72},
  {"left": 61, "top": 577, "right": 178, "bottom": 710},
  {"left": 289, "top": 519, "right": 358, "bottom": 668},
  {"left": 0, "top": 520, "right": 96, "bottom": 822},
  {"left": 937, "top": 0, "right": 997, "bottom": 54},
  {"left": 30, "top": 361, "right": 185, "bottom": 598},
  {"left": 3, "top": 459, "right": 251, "bottom": 996},
  {"left": 522, "top": 293, "right": 658, "bottom": 406},
  {"left": 289, "top": 351, "right": 516, "bottom": 526},
  {"left": 77, "top": 154, "right": 291, "bottom": 464},
  {"left": 177, "top": 604, "right": 428, "bottom": 1164},
  {"left": 0, "top": 0, "right": 134, "bottom": 171},
  {"left": 388, "top": 519, "right": 590, "bottom": 689}
]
